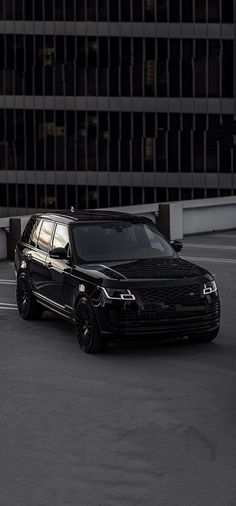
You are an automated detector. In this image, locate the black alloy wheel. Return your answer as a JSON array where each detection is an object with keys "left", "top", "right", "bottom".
[
  {"left": 16, "top": 273, "right": 44, "bottom": 320},
  {"left": 75, "top": 297, "right": 107, "bottom": 353}
]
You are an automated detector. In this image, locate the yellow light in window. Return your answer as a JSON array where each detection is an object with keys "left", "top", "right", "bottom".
[{"left": 38, "top": 47, "right": 55, "bottom": 66}]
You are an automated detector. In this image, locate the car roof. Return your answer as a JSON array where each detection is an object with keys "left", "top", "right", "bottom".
[{"left": 34, "top": 210, "right": 149, "bottom": 226}]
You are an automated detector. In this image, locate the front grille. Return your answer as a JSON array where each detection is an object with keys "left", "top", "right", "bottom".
[
  {"left": 138, "top": 284, "right": 201, "bottom": 307},
  {"left": 108, "top": 302, "right": 220, "bottom": 335}
]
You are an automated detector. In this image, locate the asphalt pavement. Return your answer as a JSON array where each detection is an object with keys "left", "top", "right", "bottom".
[{"left": 1, "top": 231, "right": 236, "bottom": 506}]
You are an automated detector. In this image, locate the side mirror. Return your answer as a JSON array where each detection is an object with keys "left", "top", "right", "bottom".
[
  {"left": 49, "top": 247, "right": 68, "bottom": 260},
  {"left": 170, "top": 240, "right": 183, "bottom": 253}
]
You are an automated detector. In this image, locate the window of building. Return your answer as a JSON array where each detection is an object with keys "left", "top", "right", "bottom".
[
  {"left": 133, "top": 187, "right": 143, "bottom": 205},
  {"left": 193, "top": 132, "right": 204, "bottom": 172},
  {"left": 222, "top": 41, "right": 234, "bottom": 97},
  {"left": 169, "top": 0, "right": 180, "bottom": 21},
  {"left": 206, "top": 132, "right": 217, "bottom": 172},
  {"left": 87, "top": 0, "right": 96, "bottom": 20},
  {"left": 120, "top": 0, "right": 131, "bottom": 21},
  {"left": 144, "top": 187, "right": 154, "bottom": 203},
  {"left": 98, "top": 0, "right": 108, "bottom": 21},
  {"left": 67, "top": 185, "right": 77, "bottom": 209},
  {"left": 109, "top": 141, "right": 119, "bottom": 171},
  {"left": 46, "top": 185, "right": 56, "bottom": 209},
  {"left": 222, "top": 0, "right": 234, "bottom": 22},
  {"left": 88, "top": 186, "right": 98, "bottom": 208},
  {"left": 145, "top": 0, "right": 155, "bottom": 21},
  {"left": 65, "top": 0, "right": 75, "bottom": 20},
  {"left": 132, "top": 140, "right": 142, "bottom": 171},
  {"left": 168, "top": 132, "right": 179, "bottom": 172},
  {"left": 37, "top": 185, "right": 45, "bottom": 208},
  {"left": 208, "top": 0, "right": 219, "bottom": 22},
  {"left": 194, "top": 188, "right": 205, "bottom": 199},
  {"left": 195, "top": 0, "right": 206, "bottom": 21},
  {"left": 26, "top": 185, "right": 36, "bottom": 210},
  {"left": 121, "top": 187, "right": 131, "bottom": 206},
  {"left": 182, "top": 0, "right": 193, "bottom": 21},
  {"left": 57, "top": 186, "right": 66, "bottom": 209},
  {"left": 195, "top": 41, "right": 206, "bottom": 97},
  {"left": 109, "top": 1, "right": 119, "bottom": 21},
  {"left": 207, "top": 189, "right": 218, "bottom": 198},
  {"left": 99, "top": 186, "right": 109, "bottom": 207},
  {"left": 110, "top": 187, "right": 120, "bottom": 206},
  {"left": 76, "top": 0, "right": 85, "bottom": 20},
  {"left": 169, "top": 188, "right": 179, "bottom": 201},
  {"left": 156, "top": 187, "right": 167, "bottom": 202},
  {"left": 181, "top": 132, "right": 191, "bottom": 172},
  {"left": 156, "top": 0, "right": 167, "bottom": 21},
  {"left": 181, "top": 188, "right": 192, "bottom": 200}
]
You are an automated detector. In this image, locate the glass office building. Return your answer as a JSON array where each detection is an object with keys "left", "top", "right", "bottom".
[{"left": 0, "top": 1, "right": 235, "bottom": 214}]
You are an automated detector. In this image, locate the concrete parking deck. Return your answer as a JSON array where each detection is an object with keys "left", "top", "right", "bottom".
[{"left": 1, "top": 231, "right": 236, "bottom": 506}]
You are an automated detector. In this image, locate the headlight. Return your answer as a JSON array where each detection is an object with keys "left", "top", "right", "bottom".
[
  {"left": 203, "top": 280, "right": 217, "bottom": 295},
  {"left": 101, "top": 287, "right": 136, "bottom": 301}
]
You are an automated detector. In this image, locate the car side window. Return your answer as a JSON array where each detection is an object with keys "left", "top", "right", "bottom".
[
  {"left": 21, "top": 217, "right": 36, "bottom": 244},
  {"left": 29, "top": 219, "right": 43, "bottom": 247},
  {"left": 52, "top": 224, "right": 70, "bottom": 251},
  {"left": 37, "top": 220, "right": 54, "bottom": 253}
]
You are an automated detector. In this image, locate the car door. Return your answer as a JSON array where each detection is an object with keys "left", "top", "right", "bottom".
[
  {"left": 22, "top": 218, "right": 51, "bottom": 299},
  {"left": 30, "top": 219, "right": 55, "bottom": 300},
  {"left": 44, "top": 223, "right": 71, "bottom": 309}
]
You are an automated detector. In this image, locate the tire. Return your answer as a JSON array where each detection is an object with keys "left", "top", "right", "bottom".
[
  {"left": 189, "top": 327, "right": 219, "bottom": 343},
  {"left": 75, "top": 297, "right": 107, "bottom": 353},
  {"left": 16, "top": 273, "right": 44, "bottom": 320}
]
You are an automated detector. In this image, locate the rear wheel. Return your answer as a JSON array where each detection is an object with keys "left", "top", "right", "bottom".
[
  {"left": 189, "top": 328, "right": 219, "bottom": 343},
  {"left": 16, "top": 273, "right": 44, "bottom": 320},
  {"left": 75, "top": 297, "right": 107, "bottom": 353}
]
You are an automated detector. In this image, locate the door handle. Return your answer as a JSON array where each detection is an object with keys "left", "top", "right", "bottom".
[{"left": 47, "top": 262, "right": 52, "bottom": 269}]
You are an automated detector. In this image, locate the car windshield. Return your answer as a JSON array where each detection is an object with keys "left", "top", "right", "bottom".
[{"left": 72, "top": 221, "right": 175, "bottom": 262}]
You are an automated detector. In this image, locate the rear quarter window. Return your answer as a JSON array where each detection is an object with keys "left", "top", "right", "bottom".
[
  {"left": 37, "top": 220, "right": 54, "bottom": 252},
  {"left": 29, "top": 219, "right": 43, "bottom": 247},
  {"left": 21, "top": 217, "right": 36, "bottom": 244}
]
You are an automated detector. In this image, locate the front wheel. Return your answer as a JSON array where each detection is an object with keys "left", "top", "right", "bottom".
[
  {"left": 75, "top": 297, "right": 108, "bottom": 354},
  {"left": 189, "top": 327, "right": 219, "bottom": 343},
  {"left": 16, "top": 273, "right": 44, "bottom": 320}
]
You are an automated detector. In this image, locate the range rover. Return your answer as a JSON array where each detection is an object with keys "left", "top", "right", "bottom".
[{"left": 15, "top": 211, "right": 220, "bottom": 353}]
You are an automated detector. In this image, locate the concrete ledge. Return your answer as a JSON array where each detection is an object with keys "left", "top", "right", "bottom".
[
  {"left": 7, "top": 216, "right": 31, "bottom": 259},
  {"left": 1, "top": 197, "right": 236, "bottom": 259},
  {"left": 0, "top": 218, "right": 9, "bottom": 260}
]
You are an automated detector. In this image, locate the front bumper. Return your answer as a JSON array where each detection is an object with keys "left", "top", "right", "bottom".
[{"left": 96, "top": 297, "right": 220, "bottom": 338}]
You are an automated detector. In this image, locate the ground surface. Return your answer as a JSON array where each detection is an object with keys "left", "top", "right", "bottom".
[{"left": 0, "top": 231, "right": 236, "bottom": 506}]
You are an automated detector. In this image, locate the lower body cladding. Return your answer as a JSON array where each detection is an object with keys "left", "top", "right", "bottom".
[{"left": 96, "top": 297, "right": 220, "bottom": 340}]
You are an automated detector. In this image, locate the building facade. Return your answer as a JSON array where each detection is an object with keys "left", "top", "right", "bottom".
[{"left": 0, "top": 0, "right": 235, "bottom": 215}]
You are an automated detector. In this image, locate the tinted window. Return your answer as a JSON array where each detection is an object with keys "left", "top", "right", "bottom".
[
  {"left": 21, "top": 217, "right": 36, "bottom": 244},
  {"left": 37, "top": 220, "right": 54, "bottom": 252},
  {"left": 52, "top": 224, "right": 70, "bottom": 250},
  {"left": 72, "top": 221, "right": 175, "bottom": 262},
  {"left": 29, "top": 219, "right": 43, "bottom": 247}
]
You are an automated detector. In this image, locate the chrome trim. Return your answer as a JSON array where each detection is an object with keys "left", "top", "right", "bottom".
[
  {"left": 37, "top": 300, "right": 71, "bottom": 320},
  {"left": 101, "top": 287, "right": 136, "bottom": 301},
  {"left": 32, "top": 291, "right": 65, "bottom": 310},
  {"left": 203, "top": 281, "right": 217, "bottom": 295},
  {"left": 99, "top": 264, "right": 127, "bottom": 280}
]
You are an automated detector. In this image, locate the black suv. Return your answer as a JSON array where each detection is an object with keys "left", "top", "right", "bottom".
[{"left": 15, "top": 211, "right": 220, "bottom": 353}]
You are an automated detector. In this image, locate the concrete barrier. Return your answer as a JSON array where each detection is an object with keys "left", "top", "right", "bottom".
[
  {"left": 157, "top": 196, "right": 236, "bottom": 240},
  {"left": 7, "top": 216, "right": 31, "bottom": 259},
  {"left": 0, "top": 218, "right": 9, "bottom": 260},
  {"left": 1, "top": 197, "right": 236, "bottom": 259}
]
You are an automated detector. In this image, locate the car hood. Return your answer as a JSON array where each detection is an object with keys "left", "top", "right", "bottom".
[{"left": 77, "top": 257, "right": 210, "bottom": 282}]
